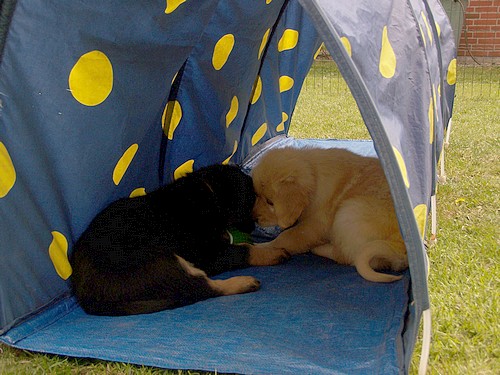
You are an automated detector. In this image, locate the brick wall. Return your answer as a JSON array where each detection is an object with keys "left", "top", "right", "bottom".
[{"left": 457, "top": 0, "right": 500, "bottom": 59}]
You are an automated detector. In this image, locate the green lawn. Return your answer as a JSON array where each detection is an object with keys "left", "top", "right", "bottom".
[
  {"left": 1, "top": 63, "right": 499, "bottom": 374},
  {"left": 410, "top": 75, "right": 499, "bottom": 374}
]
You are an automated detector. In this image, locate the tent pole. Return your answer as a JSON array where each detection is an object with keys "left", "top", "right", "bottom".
[
  {"left": 418, "top": 309, "right": 432, "bottom": 375},
  {"left": 430, "top": 195, "right": 437, "bottom": 244},
  {"left": 445, "top": 117, "right": 452, "bottom": 146}
]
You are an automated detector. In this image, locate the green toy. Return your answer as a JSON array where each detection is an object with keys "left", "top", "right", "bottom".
[{"left": 226, "top": 228, "right": 253, "bottom": 245}]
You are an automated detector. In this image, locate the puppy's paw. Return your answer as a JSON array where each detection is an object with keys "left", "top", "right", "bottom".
[
  {"left": 242, "top": 276, "right": 262, "bottom": 292},
  {"left": 213, "top": 276, "right": 261, "bottom": 295},
  {"left": 248, "top": 244, "right": 290, "bottom": 266}
]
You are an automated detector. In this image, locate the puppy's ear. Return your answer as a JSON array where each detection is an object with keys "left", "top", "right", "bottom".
[{"left": 274, "top": 175, "right": 310, "bottom": 229}]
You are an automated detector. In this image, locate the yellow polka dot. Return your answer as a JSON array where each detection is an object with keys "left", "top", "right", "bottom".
[
  {"left": 222, "top": 140, "right": 238, "bottom": 165},
  {"left": 162, "top": 100, "right": 182, "bottom": 139},
  {"left": 252, "top": 123, "right": 267, "bottom": 146},
  {"left": 379, "top": 26, "right": 396, "bottom": 79},
  {"left": 171, "top": 71, "right": 178, "bottom": 84},
  {"left": 447, "top": 58, "right": 456, "bottom": 85},
  {"left": 413, "top": 204, "right": 428, "bottom": 238},
  {"left": 259, "top": 29, "right": 270, "bottom": 60},
  {"left": 0, "top": 142, "right": 16, "bottom": 198},
  {"left": 340, "top": 37, "right": 352, "bottom": 57},
  {"left": 392, "top": 146, "right": 410, "bottom": 188},
  {"left": 250, "top": 76, "right": 262, "bottom": 104},
  {"left": 421, "top": 12, "right": 433, "bottom": 45},
  {"left": 279, "top": 76, "right": 294, "bottom": 93},
  {"left": 435, "top": 21, "right": 441, "bottom": 38},
  {"left": 433, "top": 85, "right": 438, "bottom": 109},
  {"left": 278, "top": 29, "right": 299, "bottom": 52},
  {"left": 419, "top": 25, "right": 426, "bottom": 47},
  {"left": 113, "top": 144, "right": 138, "bottom": 186},
  {"left": 314, "top": 45, "right": 322, "bottom": 60},
  {"left": 428, "top": 95, "right": 434, "bottom": 144},
  {"left": 266, "top": 0, "right": 272, "bottom": 4},
  {"left": 130, "top": 188, "right": 146, "bottom": 198},
  {"left": 69, "top": 50, "right": 113, "bottom": 106},
  {"left": 48, "top": 231, "right": 72, "bottom": 280},
  {"left": 226, "top": 96, "right": 239, "bottom": 128},
  {"left": 174, "top": 159, "right": 194, "bottom": 180},
  {"left": 276, "top": 112, "right": 288, "bottom": 132},
  {"left": 165, "top": 0, "right": 186, "bottom": 14},
  {"left": 212, "top": 34, "right": 234, "bottom": 71}
]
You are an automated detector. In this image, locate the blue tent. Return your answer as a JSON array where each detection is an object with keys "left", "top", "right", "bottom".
[{"left": 0, "top": 0, "right": 456, "bottom": 373}]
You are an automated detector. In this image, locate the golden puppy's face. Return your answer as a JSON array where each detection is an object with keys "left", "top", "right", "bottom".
[
  {"left": 251, "top": 149, "right": 314, "bottom": 229},
  {"left": 252, "top": 183, "right": 280, "bottom": 228}
]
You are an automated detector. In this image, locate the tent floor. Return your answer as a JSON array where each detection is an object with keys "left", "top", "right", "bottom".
[
  {"left": 2, "top": 254, "right": 409, "bottom": 374},
  {"left": 1, "top": 139, "right": 410, "bottom": 374}
]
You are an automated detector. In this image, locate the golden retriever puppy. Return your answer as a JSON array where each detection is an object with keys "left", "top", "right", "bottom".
[{"left": 251, "top": 147, "right": 408, "bottom": 283}]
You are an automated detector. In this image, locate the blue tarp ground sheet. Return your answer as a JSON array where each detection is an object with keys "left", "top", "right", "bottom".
[
  {"left": 3, "top": 255, "right": 409, "bottom": 374},
  {"left": 1, "top": 140, "right": 410, "bottom": 373}
]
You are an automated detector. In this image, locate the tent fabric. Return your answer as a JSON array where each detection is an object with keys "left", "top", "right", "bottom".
[
  {"left": 0, "top": 0, "right": 320, "bottom": 334},
  {"left": 0, "top": 0, "right": 456, "bottom": 373}
]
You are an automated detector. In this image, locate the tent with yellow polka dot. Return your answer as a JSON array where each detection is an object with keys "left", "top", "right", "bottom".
[{"left": 0, "top": 1, "right": 456, "bottom": 374}]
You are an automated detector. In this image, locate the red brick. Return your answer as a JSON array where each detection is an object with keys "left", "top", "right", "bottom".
[
  {"left": 461, "top": 32, "right": 475, "bottom": 39},
  {"left": 464, "top": 38, "right": 479, "bottom": 44},
  {"left": 474, "top": 32, "right": 496, "bottom": 38},
  {"left": 480, "top": 12, "right": 500, "bottom": 19},
  {"left": 465, "top": 12, "right": 481, "bottom": 20},
  {"left": 475, "top": 7, "right": 497, "bottom": 13},
  {"left": 476, "top": 38, "right": 498, "bottom": 44},
  {"left": 475, "top": 19, "right": 498, "bottom": 26},
  {"left": 466, "top": 24, "right": 492, "bottom": 31},
  {"left": 469, "top": 1, "right": 495, "bottom": 6},
  {"left": 458, "top": 0, "right": 499, "bottom": 59}
]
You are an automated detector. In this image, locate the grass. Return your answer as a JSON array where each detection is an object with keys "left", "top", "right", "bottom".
[
  {"left": 411, "top": 75, "right": 499, "bottom": 373},
  {"left": 1, "top": 62, "right": 499, "bottom": 374}
]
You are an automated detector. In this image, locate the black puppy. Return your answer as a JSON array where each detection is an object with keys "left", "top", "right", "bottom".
[{"left": 70, "top": 164, "right": 289, "bottom": 316}]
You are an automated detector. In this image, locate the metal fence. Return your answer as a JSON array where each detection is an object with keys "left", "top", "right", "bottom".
[
  {"left": 303, "top": 59, "right": 500, "bottom": 99},
  {"left": 455, "top": 62, "right": 500, "bottom": 98}
]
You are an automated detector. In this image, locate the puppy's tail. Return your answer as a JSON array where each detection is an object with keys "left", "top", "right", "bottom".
[{"left": 354, "top": 240, "right": 407, "bottom": 283}]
